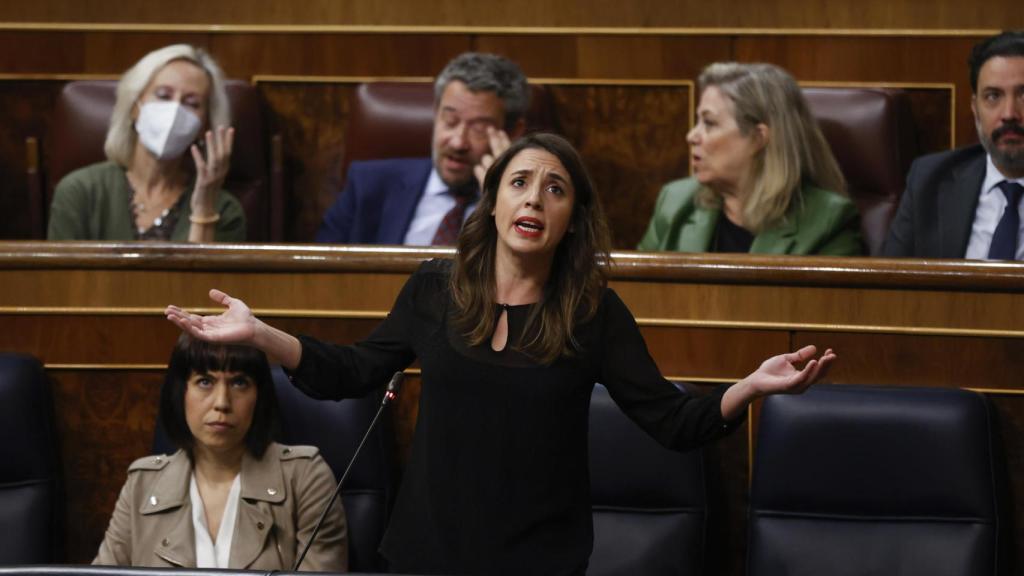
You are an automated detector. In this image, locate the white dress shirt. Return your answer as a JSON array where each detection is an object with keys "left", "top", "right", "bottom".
[
  {"left": 403, "top": 168, "right": 479, "bottom": 246},
  {"left": 190, "top": 472, "right": 242, "bottom": 568},
  {"left": 965, "top": 154, "right": 1024, "bottom": 260}
]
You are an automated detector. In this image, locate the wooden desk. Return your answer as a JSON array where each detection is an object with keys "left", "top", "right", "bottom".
[{"left": 2, "top": 241, "right": 1021, "bottom": 572}]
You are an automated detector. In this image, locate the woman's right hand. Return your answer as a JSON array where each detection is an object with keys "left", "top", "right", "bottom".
[{"left": 165, "top": 288, "right": 259, "bottom": 345}]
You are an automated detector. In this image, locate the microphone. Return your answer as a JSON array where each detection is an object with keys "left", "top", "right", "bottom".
[{"left": 292, "top": 371, "right": 404, "bottom": 571}]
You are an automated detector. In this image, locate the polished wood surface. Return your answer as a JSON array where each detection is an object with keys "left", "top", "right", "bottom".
[
  {"left": 1, "top": 242, "right": 1023, "bottom": 569},
  {"left": 1, "top": 0, "right": 1023, "bottom": 29}
]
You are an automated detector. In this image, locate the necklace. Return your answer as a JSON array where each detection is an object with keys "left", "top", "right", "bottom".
[{"left": 128, "top": 187, "right": 184, "bottom": 240}]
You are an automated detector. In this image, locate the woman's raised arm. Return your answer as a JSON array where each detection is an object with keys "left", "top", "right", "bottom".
[{"left": 165, "top": 288, "right": 302, "bottom": 369}]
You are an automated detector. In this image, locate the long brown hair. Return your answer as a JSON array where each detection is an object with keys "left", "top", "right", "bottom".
[{"left": 450, "top": 133, "right": 612, "bottom": 364}]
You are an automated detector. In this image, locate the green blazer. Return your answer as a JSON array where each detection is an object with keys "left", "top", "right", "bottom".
[
  {"left": 48, "top": 161, "right": 246, "bottom": 242},
  {"left": 637, "top": 177, "right": 864, "bottom": 255}
]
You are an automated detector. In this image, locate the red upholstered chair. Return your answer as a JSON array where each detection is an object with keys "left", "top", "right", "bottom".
[
  {"left": 802, "top": 88, "right": 919, "bottom": 256},
  {"left": 36, "top": 79, "right": 284, "bottom": 241},
  {"left": 338, "top": 81, "right": 556, "bottom": 187}
]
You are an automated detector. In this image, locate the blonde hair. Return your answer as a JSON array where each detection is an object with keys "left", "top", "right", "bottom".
[
  {"left": 696, "top": 62, "right": 846, "bottom": 233},
  {"left": 104, "top": 44, "right": 230, "bottom": 166}
]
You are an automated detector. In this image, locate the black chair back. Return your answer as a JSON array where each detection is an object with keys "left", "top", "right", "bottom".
[
  {"left": 0, "top": 353, "right": 61, "bottom": 563},
  {"left": 588, "top": 384, "right": 706, "bottom": 576},
  {"left": 749, "top": 384, "right": 1004, "bottom": 576}
]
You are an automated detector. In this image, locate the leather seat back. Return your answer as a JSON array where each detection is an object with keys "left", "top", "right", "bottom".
[
  {"left": 803, "top": 88, "right": 919, "bottom": 255},
  {"left": 588, "top": 383, "right": 706, "bottom": 576},
  {"left": 749, "top": 384, "right": 1003, "bottom": 576},
  {"left": 0, "top": 353, "right": 61, "bottom": 563}
]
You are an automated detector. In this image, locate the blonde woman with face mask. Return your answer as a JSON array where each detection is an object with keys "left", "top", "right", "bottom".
[{"left": 48, "top": 44, "right": 245, "bottom": 242}]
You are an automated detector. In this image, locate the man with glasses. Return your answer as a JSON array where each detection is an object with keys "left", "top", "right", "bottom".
[{"left": 316, "top": 52, "right": 529, "bottom": 245}]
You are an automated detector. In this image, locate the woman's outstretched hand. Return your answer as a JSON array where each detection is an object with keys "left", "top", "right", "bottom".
[
  {"left": 165, "top": 288, "right": 259, "bottom": 345},
  {"left": 746, "top": 344, "right": 835, "bottom": 396},
  {"left": 721, "top": 345, "right": 836, "bottom": 420}
]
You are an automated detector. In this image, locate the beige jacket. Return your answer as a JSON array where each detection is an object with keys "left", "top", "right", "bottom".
[{"left": 93, "top": 443, "right": 347, "bottom": 571}]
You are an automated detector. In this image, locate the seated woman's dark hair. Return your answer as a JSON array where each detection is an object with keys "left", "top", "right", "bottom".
[{"left": 159, "top": 333, "right": 280, "bottom": 459}]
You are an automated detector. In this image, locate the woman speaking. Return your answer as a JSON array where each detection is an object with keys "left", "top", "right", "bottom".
[
  {"left": 167, "top": 132, "right": 834, "bottom": 575},
  {"left": 639, "top": 62, "right": 863, "bottom": 255}
]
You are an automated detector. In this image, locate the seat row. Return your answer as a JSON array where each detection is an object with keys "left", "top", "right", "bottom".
[
  {"left": 26, "top": 81, "right": 919, "bottom": 254},
  {"left": 0, "top": 352, "right": 1005, "bottom": 574}
]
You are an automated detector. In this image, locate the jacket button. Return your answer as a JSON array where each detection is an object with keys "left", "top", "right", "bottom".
[
  {"left": 149, "top": 496, "right": 158, "bottom": 506},
  {"left": 153, "top": 456, "right": 162, "bottom": 464},
  {"left": 161, "top": 538, "right": 169, "bottom": 547},
  {"left": 257, "top": 521, "right": 265, "bottom": 530},
  {"left": 282, "top": 448, "right": 291, "bottom": 455},
  {"left": 267, "top": 488, "right": 277, "bottom": 496}
]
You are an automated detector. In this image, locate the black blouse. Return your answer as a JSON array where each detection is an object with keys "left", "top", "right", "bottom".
[
  {"left": 712, "top": 213, "right": 755, "bottom": 253},
  {"left": 288, "top": 259, "right": 741, "bottom": 575}
]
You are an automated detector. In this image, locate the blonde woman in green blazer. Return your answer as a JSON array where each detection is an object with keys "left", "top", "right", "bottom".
[{"left": 639, "top": 62, "right": 863, "bottom": 256}]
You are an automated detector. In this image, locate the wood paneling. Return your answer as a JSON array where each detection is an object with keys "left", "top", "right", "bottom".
[
  {"left": 50, "top": 369, "right": 163, "bottom": 562},
  {"left": 733, "top": 35, "right": 977, "bottom": 147},
  {"left": 792, "top": 331, "right": 1024, "bottom": 389},
  {"left": 546, "top": 84, "right": 693, "bottom": 247},
  {"left": 259, "top": 83, "right": 356, "bottom": 241},
  {"left": 904, "top": 88, "right": 955, "bottom": 152},
  {"left": 211, "top": 34, "right": 468, "bottom": 78},
  {"left": 0, "top": 0, "right": 1022, "bottom": 29},
  {"left": 2, "top": 243, "right": 1023, "bottom": 569},
  {"left": 0, "top": 81, "right": 62, "bottom": 239},
  {"left": 641, "top": 327, "right": 788, "bottom": 379}
]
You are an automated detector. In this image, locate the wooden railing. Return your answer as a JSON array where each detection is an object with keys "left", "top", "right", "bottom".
[{"left": 2, "top": 241, "right": 1022, "bottom": 572}]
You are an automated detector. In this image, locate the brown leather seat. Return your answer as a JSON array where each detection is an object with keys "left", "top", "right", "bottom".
[
  {"left": 339, "top": 81, "right": 556, "bottom": 183},
  {"left": 40, "top": 79, "right": 283, "bottom": 241},
  {"left": 803, "top": 88, "right": 919, "bottom": 256}
]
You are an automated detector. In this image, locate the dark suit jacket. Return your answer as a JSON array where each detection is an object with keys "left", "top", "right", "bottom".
[
  {"left": 316, "top": 157, "right": 433, "bottom": 244},
  {"left": 882, "top": 145, "right": 986, "bottom": 258}
]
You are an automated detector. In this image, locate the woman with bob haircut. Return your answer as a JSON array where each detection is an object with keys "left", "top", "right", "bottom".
[
  {"left": 639, "top": 62, "right": 863, "bottom": 255},
  {"left": 94, "top": 334, "right": 347, "bottom": 571},
  {"left": 167, "top": 132, "right": 835, "bottom": 574},
  {"left": 48, "top": 44, "right": 245, "bottom": 242}
]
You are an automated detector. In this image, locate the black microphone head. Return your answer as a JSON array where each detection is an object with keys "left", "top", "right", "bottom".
[{"left": 385, "top": 371, "right": 404, "bottom": 401}]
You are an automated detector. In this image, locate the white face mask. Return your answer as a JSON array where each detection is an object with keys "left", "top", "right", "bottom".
[{"left": 134, "top": 100, "right": 202, "bottom": 160}]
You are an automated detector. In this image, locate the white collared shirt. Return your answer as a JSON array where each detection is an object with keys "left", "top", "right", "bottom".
[
  {"left": 190, "top": 472, "right": 242, "bottom": 568},
  {"left": 402, "top": 168, "right": 479, "bottom": 246},
  {"left": 965, "top": 155, "right": 1024, "bottom": 260}
]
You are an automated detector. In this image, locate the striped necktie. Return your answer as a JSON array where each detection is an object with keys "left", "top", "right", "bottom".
[{"left": 431, "top": 190, "right": 475, "bottom": 246}]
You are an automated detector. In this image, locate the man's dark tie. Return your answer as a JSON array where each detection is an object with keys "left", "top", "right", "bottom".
[
  {"left": 988, "top": 181, "right": 1024, "bottom": 260},
  {"left": 431, "top": 190, "right": 475, "bottom": 246}
]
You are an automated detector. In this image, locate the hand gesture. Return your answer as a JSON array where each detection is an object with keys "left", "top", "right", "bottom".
[
  {"left": 746, "top": 345, "right": 835, "bottom": 397},
  {"left": 165, "top": 288, "right": 257, "bottom": 344},
  {"left": 190, "top": 126, "right": 235, "bottom": 216},
  {"left": 473, "top": 126, "right": 512, "bottom": 189}
]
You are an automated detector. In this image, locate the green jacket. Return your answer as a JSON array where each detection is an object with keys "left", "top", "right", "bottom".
[
  {"left": 48, "top": 161, "right": 246, "bottom": 242},
  {"left": 637, "top": 177, "right": 864, "bottom": 255}
]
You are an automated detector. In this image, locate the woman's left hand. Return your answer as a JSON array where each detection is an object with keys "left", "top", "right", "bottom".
[
  {"left": 746, "top": 344, "right": 835, "bottom": 396},
  {"left": 190, "top": 126, "right": 235, "bottom": 216},
  {"left": 720, "top": 345, "right": 836, "bottom": 420}
]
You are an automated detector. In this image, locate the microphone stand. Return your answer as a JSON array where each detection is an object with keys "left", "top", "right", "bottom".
[{"left": 292, "top": 371, "right": 404, "bottom": 571}]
